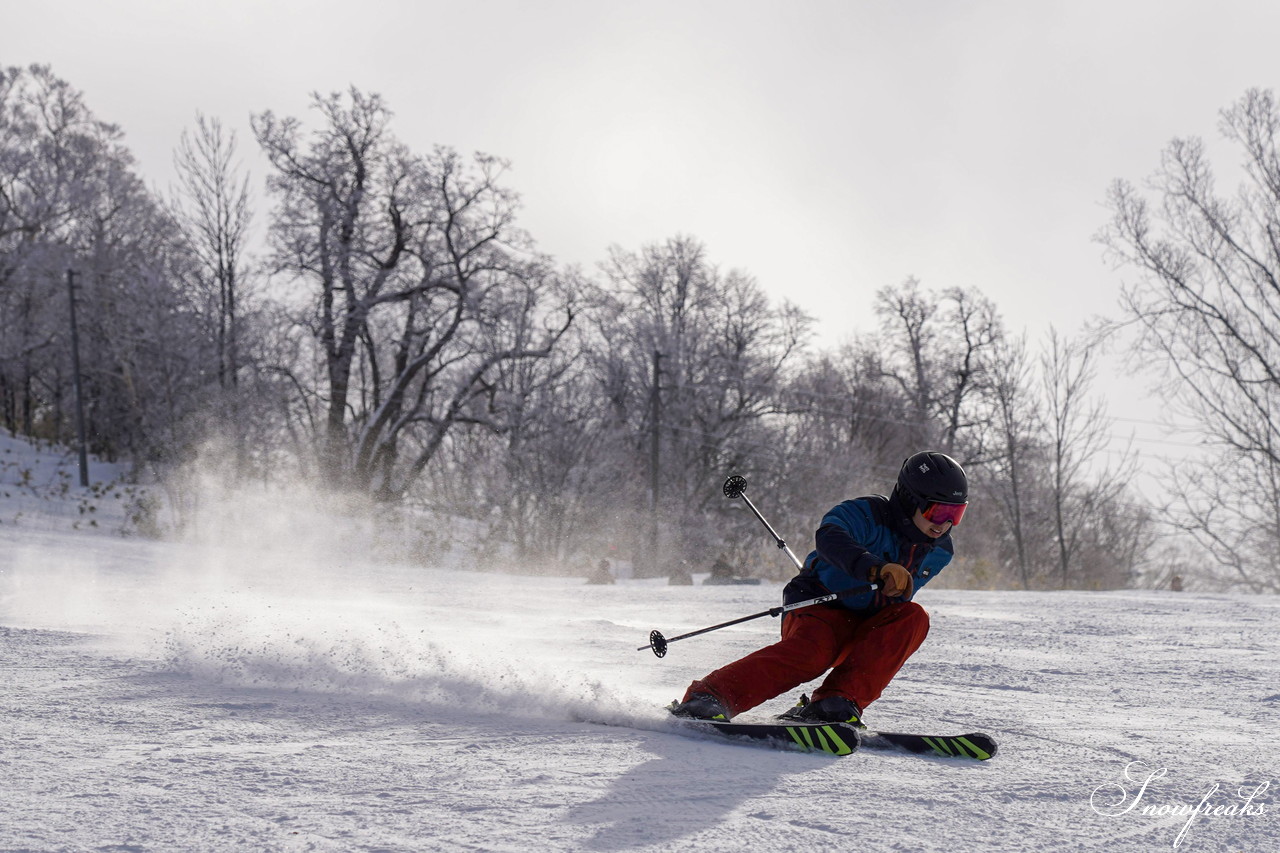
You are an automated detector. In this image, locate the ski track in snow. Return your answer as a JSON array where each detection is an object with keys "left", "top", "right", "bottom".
[{"left": 2, "top": 521, "right": 1279, "bottom": 852}]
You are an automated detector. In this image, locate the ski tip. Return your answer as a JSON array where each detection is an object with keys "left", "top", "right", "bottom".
[
  {"left": 936, "top": 732, "right": 999, "bottom": 760},
  {"left": 861, "top": 730, "right": 999, "bottom": 761},
  {"left": 966, "top": 732, "right": 998, "bottom": 759}
]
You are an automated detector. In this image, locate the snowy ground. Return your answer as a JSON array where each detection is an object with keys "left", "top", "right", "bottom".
[{"left": 2, "top": 438, "right": 1278, "bottom": 852}]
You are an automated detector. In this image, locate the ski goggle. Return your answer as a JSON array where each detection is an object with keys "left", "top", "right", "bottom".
[{"left": 921, "top": 501, "right": 968, "bottom": 527}]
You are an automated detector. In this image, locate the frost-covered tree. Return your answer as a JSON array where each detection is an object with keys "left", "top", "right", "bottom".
[
  {"left": 872, "top": 278, "right": 1003, "bottom": 456},
  {"left": 982, "top": 332, "right": 1042, "bottom": 588},
  {"left": 0, "top": 64, "right": 103, "bottom": 436},
  {"left": 0, "top": 64, "right": 215, "bottom": 464},
  {"left": 1103, "top": 87, "right": 1280, "bottom": 592},
  {"left": 1039, "top": 328, "right": 1141, "bottom": 589},
  {"left": 253, "top": 88, "right": 574, "bottom": 500},
  {"left": 172, "top": 113, "right": 253, "bottom": 392},
  {"left": 589, "top": 235, "right": 810, "bottom": 575}
]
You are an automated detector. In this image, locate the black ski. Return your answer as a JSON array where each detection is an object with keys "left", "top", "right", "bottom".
[
  {"left": 671, "top": 718, "right": 996, "bottom": 760},
  {"left": 773, "top": 696, "right": 997, "bottom": 760},
  {"left": 676, "top": 718, "right": 862, "bottom": 756},
  {"left": 665, "top": 696, "right": 996, "bottom": 759},
  {"left": 858, "top": 730, "right": 997, "bottom": 760}
]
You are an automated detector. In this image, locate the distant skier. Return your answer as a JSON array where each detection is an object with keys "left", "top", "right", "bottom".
[
  {"left": 702, "top": 554, "right": 762, "bottom": 586},
  {"left": 669, "top": 451, "right": 968, "bottom": 725},
  {"left": 586, "top": 559, "right": 616, "bottom": 585}
]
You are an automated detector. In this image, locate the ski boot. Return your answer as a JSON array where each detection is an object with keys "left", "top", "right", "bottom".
[
  {"left": 779, "top": 693, "right": 865, "bottom": 728},
  {"left": 668, "top": 692, "right": 730, "bottom": 721}
]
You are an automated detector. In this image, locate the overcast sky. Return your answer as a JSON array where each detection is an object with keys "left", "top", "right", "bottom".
[{"left": 6, "top": 0, "right": 1278, "bottom": 481}]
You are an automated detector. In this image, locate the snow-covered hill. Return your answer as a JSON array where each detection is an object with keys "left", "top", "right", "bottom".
[
  {"left": 1, "top": 434, "right": 1277, "bottom": 851},
  {"left": 0, "top": 428, "right": 143, "bottom": 534}
]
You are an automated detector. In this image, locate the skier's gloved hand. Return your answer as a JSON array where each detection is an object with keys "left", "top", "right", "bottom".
[{"left": 873, "top": 562, "right": 914, "bottom": 598}]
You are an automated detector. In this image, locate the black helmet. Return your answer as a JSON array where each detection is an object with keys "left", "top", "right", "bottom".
[{"left": 895, "top": 451, "right": 968, "bottom": 508}]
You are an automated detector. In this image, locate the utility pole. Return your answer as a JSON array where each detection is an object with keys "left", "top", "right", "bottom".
[
  {"left": 67, "top": 269, "right": 89, "bottom": 488},
  {"left": 648, "top": 350, "right": 663, "bottom": 575}
]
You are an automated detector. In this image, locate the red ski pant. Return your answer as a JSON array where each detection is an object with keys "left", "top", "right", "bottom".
[{"left": 682, "top": 602, "right": 930, "bottom": 717}]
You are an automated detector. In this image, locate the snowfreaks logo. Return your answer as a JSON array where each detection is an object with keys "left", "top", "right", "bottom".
[{"left": 1091, "top": 762, "right": 1271, "bottom": 848}]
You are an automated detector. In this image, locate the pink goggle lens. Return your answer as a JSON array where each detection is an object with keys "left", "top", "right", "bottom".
[{"left": 922, "top": 501, "right": 967, "bottom": 527}]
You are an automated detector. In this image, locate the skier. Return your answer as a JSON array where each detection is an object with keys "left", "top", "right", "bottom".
[
  {"left": 586, "top": 559, "right": 616, "bottom": 585},
  {"left": 669, "top": 451, "right": 968, "bottom": 725}
]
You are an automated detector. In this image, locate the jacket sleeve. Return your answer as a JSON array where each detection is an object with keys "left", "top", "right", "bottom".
[{"left": 814, "top": 501, "right": 884, "bottom": 583}]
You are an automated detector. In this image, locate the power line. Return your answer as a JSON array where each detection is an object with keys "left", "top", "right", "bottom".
[{"left": 677, "top": 374, "right": 1210, "bottom": 439}]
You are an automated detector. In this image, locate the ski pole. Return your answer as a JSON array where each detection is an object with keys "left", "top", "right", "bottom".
[
  {"left": 637, "top": 584, "right": 874, "bottom": 657},
  {"left": 722, "top": 474, "right": 803, "bottom": 570},
  {"left": 637, "top": 474, "right": 879, "bottom": 658}
]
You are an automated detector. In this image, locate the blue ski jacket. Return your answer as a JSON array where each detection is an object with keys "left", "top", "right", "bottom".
[{"left": 786, "top": 493, "right": 954, "bottom": 613}]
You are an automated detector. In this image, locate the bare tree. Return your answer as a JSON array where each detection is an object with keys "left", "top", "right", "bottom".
[
  {"left": 253, "top": 89, "right": 407, "bottom": 482},
  {"left": 872, "top": 277, "right": 938, "bottom": 443},
  {"left": 1040, "top": 328, "right": 1138, "bottom": 588},
  {"left": 983, "top": 332, "right": 1042, "bottom": 589},
  {"left": 1102, "top": 87, "right": 1280, "bottom": 591},
  {"left": 761, "top": 343, "right": 936, "bottom": 582},
  {"left": 873, "top": 279, "right": 1003, "bottom": 455},
  {"left": 591, "top": 235, "right": 810, "bottom": 575},
  {"left": 0, "top": 64, "right": 216, "bottom": 466},
  {"left": 254, "top": 88, "right": 573, "bottom": 500},
  {"left": 0, "top": 64, "right": 102, "bottom": 436},
  {"left": 173, "top": 113, "right": 252, "bottom": 390}
]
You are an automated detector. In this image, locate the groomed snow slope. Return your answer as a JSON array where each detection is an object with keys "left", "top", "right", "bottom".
[
  {"left": 2, "top": 523, "right": 1277, "bottom": 853},
  {"left": 1, "top": 430, "right": 1276, "bottom": 851}
]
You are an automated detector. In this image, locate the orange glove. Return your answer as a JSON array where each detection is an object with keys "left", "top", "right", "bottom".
[{"left": 873, "top": 562, "right": 914, "bottom": 599}]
